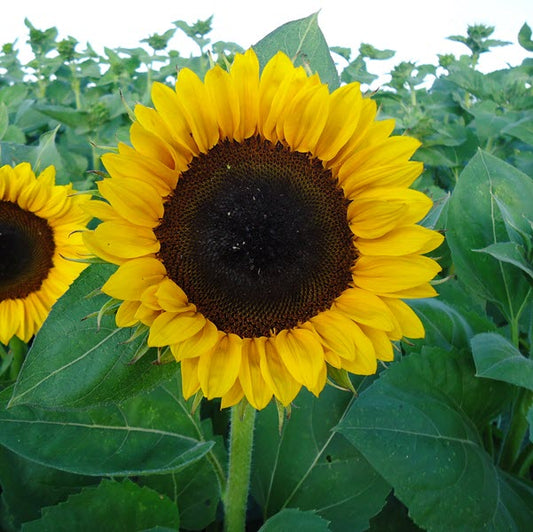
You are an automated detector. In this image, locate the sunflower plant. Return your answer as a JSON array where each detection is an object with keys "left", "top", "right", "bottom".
[{"left": 1, "top": 13, "right": 532, "bottom": 532}]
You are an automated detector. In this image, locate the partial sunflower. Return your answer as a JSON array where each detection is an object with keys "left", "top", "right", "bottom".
[
  {"left": 83, "top": 49, "right": 443, "bottom": 410},
  {"left": 0, "top": 163, "right": 90, "bottom": 344}
]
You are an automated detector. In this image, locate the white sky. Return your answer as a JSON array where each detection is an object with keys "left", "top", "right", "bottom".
[{"left": 0, "top": 0, "right": 531, "bottom": 77}]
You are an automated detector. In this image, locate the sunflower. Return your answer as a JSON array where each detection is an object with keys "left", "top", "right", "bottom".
[
  {"left": 83, "top": 49, "right": 443, "bottom": 410},
  {"left": 0, "top": 163, "right": 90, "bottom": 344}
]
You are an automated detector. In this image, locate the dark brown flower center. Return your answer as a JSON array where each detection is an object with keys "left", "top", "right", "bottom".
[
  {"left": 155, "top": 136, "right": 355, "bottom": 337},
  {"left": 0, "top": 201, "right": 55, "bottom": 301}
]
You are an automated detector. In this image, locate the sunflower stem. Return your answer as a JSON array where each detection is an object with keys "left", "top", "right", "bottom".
[{"left": 224, "top": 403, "right": 256, "bottom": 532}]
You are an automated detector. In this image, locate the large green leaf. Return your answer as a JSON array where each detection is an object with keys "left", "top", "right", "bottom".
[
  {"left": 139, "top": 425, "right": 226, "bottom": 531},
  {"left": 9, "top": 263, "right": 178, "bottom": 410},
  {"left": 21, "top": 479, "right": 179, "bottom": 532},
  {"left": 471, "top": 332, "right": 533, "bottom": 391},
  {"left": 253, "top": 13, "right": 339, "bottom": 90},
  {"left": 475, "top": 242, "right": 533, "bottom": 280},
  {"left": 446, "top": 151, "right": 533, "bottom": 322},
  {"left": 0, "top": 384, "right": 213, "bottom": 476},
  {"left": 408, "top": 297, "right": 474, "bottom": 351},
  {"left": 259, "top": 508, "right": 331, "bottom": 532},
  {"left": 252, "top": 386, "right": 390, "bottom": 531},
  {"left": 0, "top": 102, "right": 8, "bottom": 140},
  {"left": 0, "top": 447, "right": 97, "bottom": 530},
  {"left": 337, "top": 347, "right": 530, "bottom": 531}
]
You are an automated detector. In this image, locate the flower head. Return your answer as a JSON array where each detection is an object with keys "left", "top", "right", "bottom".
[
  {"left": 0, "top": 163, "right": 90, "bottom": 344},
  {"left": 83, "top": 49, "right": 443, "bottom": 409}
]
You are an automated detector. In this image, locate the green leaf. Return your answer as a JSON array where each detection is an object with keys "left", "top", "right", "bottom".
[
  {"left": 337, "top": 348, "right": 529, "bottom": 531},
  {"left": 446, "top": 150, "right": 533, "bottom": 321},
  {"left": 259, "top": 508, "right": 331, "bottom": 531},
  {"left": 9, "top": 263, "right": 178, "bottom": 410},
  {"left": 139, "top": 428, "right": 226, "bottom": 531},
  {"left": 495, "top": 472, "right": 533, "bottom": 531},
  {"left": 0, "top": 446, "right": 97, "bottom": 529},
  {"left": 35, "top": 104, "right": 89, "bottom": 130},
  {"left": 32, "top": 127, "right": 65, "bottom": 181},
  {"left": 502, "top": 115, "right": 533, "bottom": 145},
  {"left": 408, "top": 297, "right": 474, "bottom": 351},
  {"left": 0, "top": 385, "right": 213, "bottom": 476},
  {"left": 0, "top": 102, "right": 8, "bottom": 140},
  {"left": 21, "top": 479, "right": 179, "bottom": 532},
  {"left": 359, "top": 43, "right": 395, "bottom": 60},
  {"left": 471, "top": 332, "right": 533, "bottom": 391},
  {"left": 368, "top": 494, "right": 423, "bottom": 532},
  {"left": 518, "top": 23, "right": 533, "bottom": 52},
  {"left": 253, "top": 13, "right": 340, "bottom": 90},
  {"left": 476, "top": 242, "right": 533, "bottom": 280},
  {"left": 2, "top": 124, "right": 26, "bottom": 143},
  {"left": 252, "top": 386, "right": 390, "bottom": 531}
]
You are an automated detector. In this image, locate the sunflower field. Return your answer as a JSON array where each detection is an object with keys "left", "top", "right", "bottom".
[{"left": 0, "top": 13, "right": 532, "bottom": 532}]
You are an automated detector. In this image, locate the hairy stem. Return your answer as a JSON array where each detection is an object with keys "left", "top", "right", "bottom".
[{"left": 224, "top": 403, "right": 256, "bottom": 532}]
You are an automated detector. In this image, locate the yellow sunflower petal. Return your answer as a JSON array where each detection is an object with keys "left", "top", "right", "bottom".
[
  {"left": 328, "top": 98, "right": 377, "bottom": 170},
  {"left": 355, "top": 186, "right": 432, "bottom": 215},
  {"left": 205, "top": 65, "right": 240, "bottom": 140},
  {"left": 282, "top": 83, "right": 330, "bottom": 153},
  {"left": 356, "top": 225, "right": 444, "bottom": 256},
  {"left": 313, "top": 315, "right": 377, "bottom": 370},
  {"left": 133, "top": 303, "right": 159, "bottom": 327},
  {"left": 340, "top": 347, "right": 378, "bottom": 375},
  {"left": 130, "top": 121, "right": 176, "bottom": 169},
  {"left": 175, "top": 68, "right": 219, "bottom": 153},
  {"left": 181, "top": 356, "right": 201, "bottom": 399},
  {"left": 359, "top": 324, "right": 395, "bottom": 362},
  {"left": 171, "top": 320, "right": 219, "bottom": 361},
  {"left": 116, "top": 300, "right": 142, "bottom": 327},
  {"left": 155, "top": 278, "right": 193, "bottom": 313},
  {"left": 310, "top": 311, "right": 361, "bottom": 361},
  {"left": 97, "top": 177, "right": 163, "bottom": 228},
  {"left": 0, "top": 299, "right": 22, "bottom": 344},
  {"left": 348, "top": 188, "right": 433, "bottom": 231},
  {"left": 198, "top": 333, "right": 242, "bottom": 398},
  {"left": 134, "top": 104, "right": 177, "bottom": 149},
  {"left": 274, "top": 328, "right": 325, "bottom": 390},
  {"left": 102, "top": 257, "right": 166, "bottom": 300},
  {"left": 340, "top": 161, "right": 422, "bottom": 195},
  {"left": 220, "top": 379, "right": 245, "bottom": 409},
  {"left": 259, "top": 53, "right": 308, "bottom": 142},
  {"left": 348, "top": 200, "right": 407, "bottom": 239},
  {"left": 82, "top": 199, "right": 124, "bottom": 223},
  {"left": 260, "top": 339, "right": 302, "bottom": 406},
  {"left": 307, "top": 361, "right": 328, "bottom": 397},
  {"left": 383, "top": 283, "right": 439, "bottom": 299},
  {"left": 340, "top": 135, "right": 421, "bottom": 178},
  {"left": 150, "top": 81, "right": 199, "bottom": 154},
  {"left": 230, "top": 49, "right": 260, "bottom": 140},
  {"left": 88, "top": 221, "right": 159, "bottom": 259},
  {"left": 383, "top": 297, "right": 425, "bottom": 338},
  {"left": 314, "top": 82, "right": 363, "bottom": 162},
  {"left": 83, "top": 230, "right": 127, "bottom": 265},
  {"left": 324, "top": 349, "right": 342, "bottom": 369},
  {"left": 239, "top": 338, "right": 273, "bottom": 410},
  {"left": 140, "top": 284, "right": 161, "bottom": 311},
  {"left": 148, "top": 311, "right": 206, "bottom": 347},
  {"left": 333, "top": 287, "right": 395, "bottom": 331},
  {"left": 354, "top": 255, "right": 442, "bottom": 294}
]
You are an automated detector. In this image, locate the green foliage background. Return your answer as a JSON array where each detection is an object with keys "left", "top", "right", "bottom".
[{"left": 1, "top": 13, "right": 532, "bottom": 531}]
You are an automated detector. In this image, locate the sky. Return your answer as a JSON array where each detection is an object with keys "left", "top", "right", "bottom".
[{"left": 0, "top": 0, "right": 531, "bottom": 79}]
